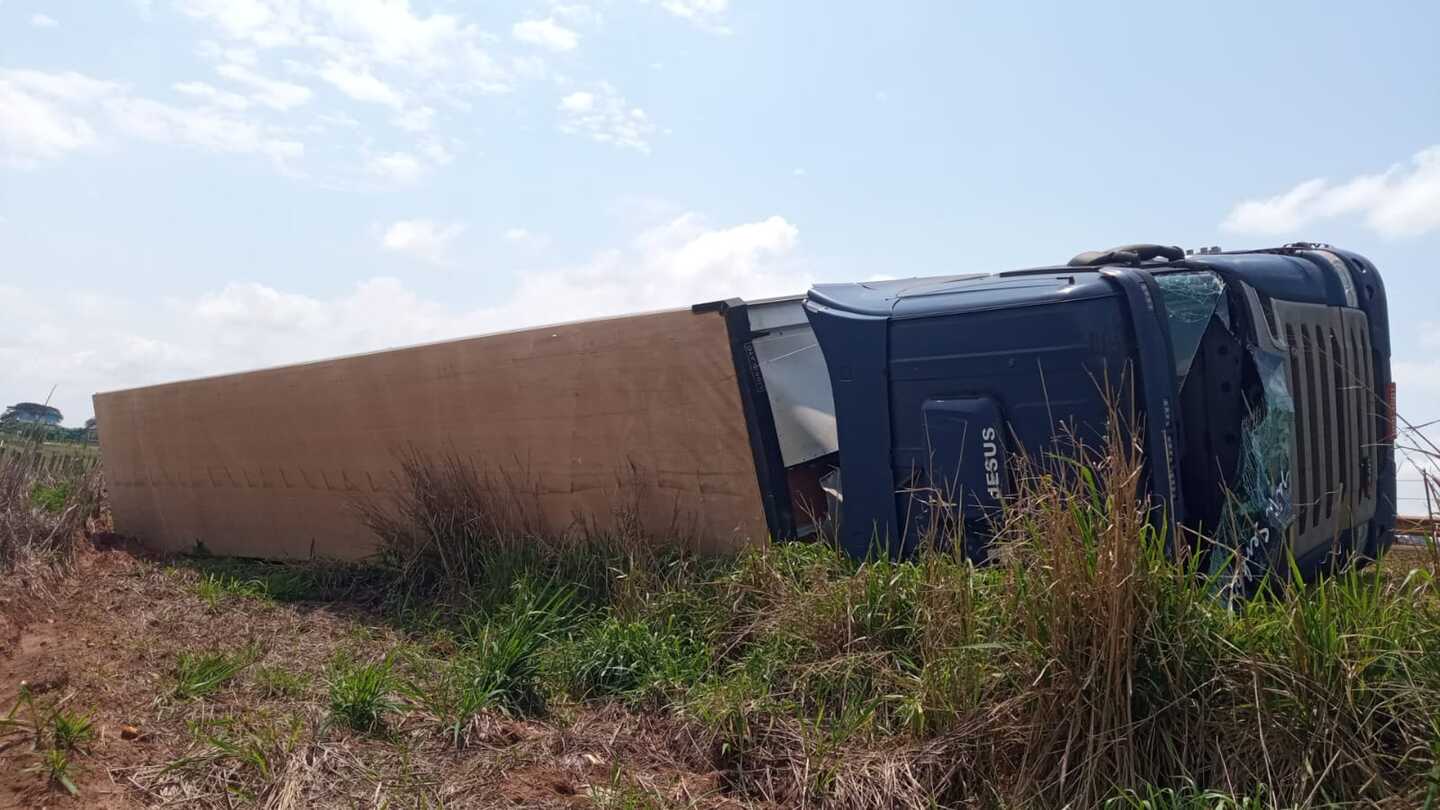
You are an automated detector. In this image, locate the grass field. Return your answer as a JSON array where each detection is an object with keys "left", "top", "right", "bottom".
[{"left": 2, "top": 439, "right": 1439, "bottom": 809}]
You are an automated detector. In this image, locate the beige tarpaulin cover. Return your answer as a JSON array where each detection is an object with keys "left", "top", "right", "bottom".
[{"left": 93, "top": 308, "right": 769, "bottom": 560}]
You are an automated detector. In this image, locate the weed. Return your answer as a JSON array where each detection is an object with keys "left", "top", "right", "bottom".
[
  {"left": 50, "top": 708, "right": 94, "bottom": 751},
  {"left": 3, "top": 688, "right": 98, "bottom": 798},
  {"left": 328, "top": 654, "right": 399, "bottom": 733},
  {"left": 174, "top": 645, "right": 260, "bottom": 699},
  {"left": 29, "top": 482, "right": 70, "bottom": 513},
  {"left": 32, "top": 747, "right": 79, "bottom": 796}
]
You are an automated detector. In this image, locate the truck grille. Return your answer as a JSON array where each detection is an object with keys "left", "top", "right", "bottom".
[{"left": 1274, "top": 301, "right": 1378, "bottom": 549}]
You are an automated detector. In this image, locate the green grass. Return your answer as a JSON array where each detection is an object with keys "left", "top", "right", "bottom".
[
  {"left": 328, "top": 655, "right": 399, "bottom": 733},
  {"left": 589, "top": 767, "right": 670, "bottom": 810},
  {"left": 174, "top": 645, "right": 260, "bottom": 699},
  {"left": 2, "top": 689, "right": 93, "bottom": 797},
  {"left": 1, "top": 431, "right": 103, "bottom": 576},
  {"left": 33, "top": 748, "right": 79, "bottom": 796},
  {"left": 166, "top": 713, "right": 305, "bottom": 801},
  {"left": 221, "top": 437, "right": 1440, "bottom": 808},
  {"left": 50, "top": 708, "right": 94, "bottom": 751},
  {"left": 177, "top": 556, "right": 384, "bottom": 606},
  {"left": 553, "top": 612, "right": 710, "bottom": 706},
  {"left": 29, "top": 482, "right": 71, "bottom": 514},
  {"left": 193, "top": 573, "right": 270, "bottom": 609},
  {"left": 402, "top": 580, "right": 575, "bottom": 745},
  {"left": 251, "top": 665, "right": 310, "bottom": 699}
]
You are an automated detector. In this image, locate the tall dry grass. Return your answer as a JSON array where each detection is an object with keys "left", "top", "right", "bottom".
[
  {"left": 360, "top": 421, "right": 1440, "bottom": 808},
  {"left": 0, "top": 429, "right": 105, "bottom": 588},
  {"left": 354, "top": 446, "right": 694, "bottom": 615}
]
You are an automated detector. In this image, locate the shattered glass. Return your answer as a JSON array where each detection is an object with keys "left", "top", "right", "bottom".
[
  {"left": 1155, "top": 271, "right": 1228, "bottom": 383},
  {"left": 1235, "top": 348, "right": 1296, "bottom": 531},
  {"left": 1211, "top": 346, "right": 1298, "bottom": 597}
]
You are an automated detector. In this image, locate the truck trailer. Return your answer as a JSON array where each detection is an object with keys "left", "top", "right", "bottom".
[{"left": 95, "top": 242, "right": 1394, "bottom": 582}]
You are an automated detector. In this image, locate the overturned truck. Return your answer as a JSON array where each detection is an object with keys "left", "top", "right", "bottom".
[{"left": 96, "top": 243, "right": 1395, "bottom": 581}]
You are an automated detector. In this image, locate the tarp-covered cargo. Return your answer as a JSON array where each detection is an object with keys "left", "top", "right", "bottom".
[{"left": 95, "top": 307, "right": 779, "bottom": 558}]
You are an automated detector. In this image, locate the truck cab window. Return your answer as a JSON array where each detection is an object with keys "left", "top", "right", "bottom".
[{"left": 1155, "top": 271, "right": 1228, "bottom": 386}]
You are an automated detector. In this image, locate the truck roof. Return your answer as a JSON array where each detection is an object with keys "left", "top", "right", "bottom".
[
  {"left": 806, "top": 246, "right": 1370, "bottom": 319},
  {"left": 807, "top": 269, "right": 1115, "bottom": 318}
]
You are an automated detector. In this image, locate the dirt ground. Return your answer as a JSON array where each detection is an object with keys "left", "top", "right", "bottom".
[{"left": 0, "top": 540, "right": 743, "bottom": 809}]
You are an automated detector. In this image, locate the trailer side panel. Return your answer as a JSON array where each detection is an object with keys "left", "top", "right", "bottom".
[{"left": 94, "top": 308, "right": 768, "bottom": 559}]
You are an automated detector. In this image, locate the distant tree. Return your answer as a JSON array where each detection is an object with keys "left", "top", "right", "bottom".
[{"left": 1, "top": 402, "right": 64, "bottom": 427}]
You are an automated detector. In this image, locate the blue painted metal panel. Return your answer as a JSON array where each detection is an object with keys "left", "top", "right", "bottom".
[{"left": 800, "top": 245, "right": 1393, "bottom": 565}]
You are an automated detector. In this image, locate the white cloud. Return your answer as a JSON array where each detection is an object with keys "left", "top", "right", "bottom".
[
  {"left": 7, "top": 1, "right": 664, "bottom": 177},
  {"left": 0, "top": 68, "right": 301, "bottom": 168},
  {"left": 503, "top": 226, "right": 550, "bottom": 250},
  {"left": 0, "top": 213, "right": 806, "bottom": 422},
  {"left": 214, "top": 62, "right": 312, "bottom": 110},
  {"left": 500, "top": 212, "right": 805, "bottom": 324},
  {"left": 419, "top": 140, "right": 454, "bottom": 165},
  {"left": 512, "top": 18, "right": 579, "bottom": 52},
  {"left": 106, "top": 96, "right": 303, "bottom": 162},
  {"left": 392, "top": 105, "right": 434, "bottom": 132},
  {"left": 1, "top": 69, "right": 119, "bottom": 103},
  {"left": 173, "top": 80, "right": 252, "bottom": 111},
  {"left": 1222, "top": 145, "right": 1440, "bottom": 238},
  {"left": 30, "top": 13, "right": 59, "bottom": 28},
  {"left": 174, "top": 0, "right": 533, "bottom": 168},
  {"left": 317, "top": 61, "right": 403, "bottom": 108},
  {"left": 559, "top": 91, "right": 594, "bottom": 113},
  {"left": 657, "top": 0, "right": 730, "bottom": 32},
  {"left": 556, "top": 82, "right": 655, "bottom": 153},
  {"left": 361, "top": 141, "right": 450, "bottom": 183},
  {"left": 380, "top": 219, "right": 465, "bottom": 263},
  {"left": 365, "top": 150, "right": 424, "bottom": 183},
  {"left": 0, "top": 72, "right": 108, "bottom": 167},
  {"left": 179, "top": 0, "right": 509, "bottom": 80}
]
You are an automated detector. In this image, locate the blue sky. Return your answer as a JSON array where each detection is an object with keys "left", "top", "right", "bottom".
[{"left": 2, "top": 1, "right": 1437, "bottom": 504}]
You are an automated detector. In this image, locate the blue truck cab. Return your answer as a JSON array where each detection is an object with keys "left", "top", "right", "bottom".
[{"left": 707, "top": 243, "right": 1394, "bottom": 584}]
